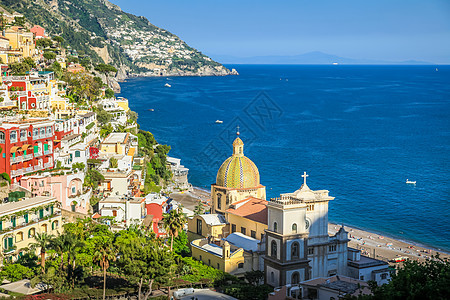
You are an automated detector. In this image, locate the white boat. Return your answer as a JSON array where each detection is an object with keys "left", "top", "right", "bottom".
[
  {"left": 406, "top": 179, "right": 416, "bottom": 184},
  {"left": 165, "top": 83, "right": 171, "bottom": 87},
  {"left": 215, "top": 120, "right": 223, "bottom": 124}
]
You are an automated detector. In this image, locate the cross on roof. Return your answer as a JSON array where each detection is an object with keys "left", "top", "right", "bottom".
[{"left": 302, "top": 171, "right": 309, "bottom": 186}]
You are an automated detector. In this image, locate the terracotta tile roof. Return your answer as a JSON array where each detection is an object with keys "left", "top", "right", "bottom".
[{"left": 226, "top": 197, "right": 268, "bottom": 225}]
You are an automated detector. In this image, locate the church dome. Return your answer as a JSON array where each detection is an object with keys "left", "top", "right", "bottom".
[{"left": 216, "top": 137, "right": 260, "bottom": 189}]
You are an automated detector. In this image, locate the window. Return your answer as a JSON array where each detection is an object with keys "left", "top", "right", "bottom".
[
  {"left": 238, "top": 262, "right": 244, "bottom": 269},
  {"left": 33, "top": 128, "right": 39, "bottom": 138},
  {"left": 16, "top": 232, "right": 23, "bottom": 242},
  {"left": 308, "top": 247, "right": 314, "bottom": 255},
  {"left": 199, "top": 255, "right": 202, "bottom": 261},
  {"left": 11, "top": 216, "right": 16, "bottom": 228},
  {"left": 292, "top": 272, "right": 300, "bottom": 284},
  {"left": 217, "top": 263, "right": 220, "bottom": 269},
  {"left": 24, "top": 214, "right": 28, "bottom": 223},
  {"left": 307, "top": 204, "right": 315, "bottom": 211},
  {"left": 75, "top": 150, "right": 80, "bottom": 157},
  {"left": 3, "top": 237, "right": 13, "bottom": 250},
  {"left": 251, "top": 230, "right": 256, "bottom": 239},
  {"left": 360, "top": 275, "right": 364, "bottom": 281},
  {"left": 270, "top": 272, "right": 274, "bottom": 283},
  {"left": 52, "top": 221, "right": 59, "bottom": 230},
  {"left": 208, "top": 259, "right": 211, "bottom": 266},
  {"left": 329, "top": 245, "right": 337, "bottom": 252},
  {"left": 10, "top": 131, "right": 17, "bottom": 143},
  {"left": 273, "top": 222, "right": 277, "bottom": 232},
  {"left": 292, "top": 223, "right": 297, "bottom": 233},
  {"left": 292, "top": 242, "right": 299, "bottom": 258},
  {"left": 20, "top": 129, "right": 27, "bottom": 141},
  {"left": 0, "top": 131, "right": 4, "bottom": 143},
  {"left": 40, "top": 127, "right": 45, "bottom": 137},
  {"left": 381, "top": 273, "right": 387, "bottom": 280},
  {"left": 271, "top": 241, "right": 277, "bottom": 257},
  {"left": 113, "top": 210, "right": 117, "bottom": 217},
  {"left": 72, "top": 187, "right": 76, "bottom": 194},
  {"left": 39, "top": 209, "right": 44, "bottom": 219},
  {"left": 196, "top": 219, "right": 202, "bottom": 235},
  {"left": 241, "top": 227, "right": 246, "bottom": 235},
  {"left": 261, "top": 233, "right": 264, "bottom": 241},
  {"left": 47, "top": 126, "right": 52, "bottom": 136},
  {"left": 231, "top": 224, "right": 236, "bottom": 233},
  {"left": 217, "top": 194, "right": 221, "bottom": 209}
]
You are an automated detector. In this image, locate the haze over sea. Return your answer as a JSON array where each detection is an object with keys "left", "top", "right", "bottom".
[{"left": 118, "top": 65, "right": 450, "bottom": 252}]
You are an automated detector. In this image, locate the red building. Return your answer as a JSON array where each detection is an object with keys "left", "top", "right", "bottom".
[{"left": 0, "top": 118, "right": 56, "bottom": 183}]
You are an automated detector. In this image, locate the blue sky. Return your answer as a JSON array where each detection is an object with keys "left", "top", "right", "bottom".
[{"left": 110, "top": 0, "right": 450, "bottom": 63}]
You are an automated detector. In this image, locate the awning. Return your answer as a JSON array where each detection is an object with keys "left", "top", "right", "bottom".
[
  {"left": 10, "top": 146, "right": 19, "bottom": 153},
  {"left": 20, "top": 144, "right": 32, "bottom": 150}
]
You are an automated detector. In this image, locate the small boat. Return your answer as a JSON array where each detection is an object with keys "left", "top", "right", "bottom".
[
  {"left": 164, "top": 83, "right": 171, "bottom": 87},
  {"left": 406, "top": 179, "right": 416, "bottom": 184},
  {"left": 148, "top": 109, "right": 154, "bottom": 112},
  {"left": 435, "top": 68, "right": 439, "bottom": 72},
  {"left": 215, "top": 120, "right": 223, "bottom": 124}
]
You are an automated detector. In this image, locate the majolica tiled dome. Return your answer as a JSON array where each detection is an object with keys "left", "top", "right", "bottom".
[{"left": 216, "top": 137, "right": 260, "bottom": 189}]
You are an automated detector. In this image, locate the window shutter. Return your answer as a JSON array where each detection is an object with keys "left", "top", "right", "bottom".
[
  {"left": 44, "top": 144, "right": 48, "bottom": 151},
  {"left": 34, "top": 146, "right": 38, "bottom": 153}
]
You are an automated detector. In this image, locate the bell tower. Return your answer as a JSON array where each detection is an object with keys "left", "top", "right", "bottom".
[{"left": 264, "top": 195, "right": 311, "bottom": 287}]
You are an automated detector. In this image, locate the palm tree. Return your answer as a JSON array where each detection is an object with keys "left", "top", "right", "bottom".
[
  {"left": 93, "top": 239, "right": 117, "bottom": 300},
  {"left": 31, "top": 232, "right": 54, "bottom": 273},
  {"left": 163, "top": 206, "right": 186, "bottom": 251}
]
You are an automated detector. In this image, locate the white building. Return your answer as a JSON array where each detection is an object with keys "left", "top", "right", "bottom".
[{"left": 99, "top": 195, "right": 146, "bottom": 227}]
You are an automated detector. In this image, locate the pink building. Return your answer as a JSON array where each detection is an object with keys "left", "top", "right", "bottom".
[
  {"left": 20, "top": 172, "right": 91, "bottom": 214},
  {"left": 30, "top": 25, "right": 46, "bottom": 39}
]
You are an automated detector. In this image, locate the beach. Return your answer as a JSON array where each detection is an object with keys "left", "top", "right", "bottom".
[{"left": 171, "top": 188, "right": 449, "bottom": 264}]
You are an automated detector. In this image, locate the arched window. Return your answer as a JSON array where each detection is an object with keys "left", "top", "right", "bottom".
[
  {"left": 292, "top": 272, "right": 300, "bottom": 284},
  {"left": 41, "top": 224, "right": 48, "bottom": 233},
  {"left": 0, "top": 131, "right": 5, "bottom": 143},
  {"left": 217, "top": 194, "right": 222, "bottom": 209},
  {"left": 238, "top": 262, "right": 244, "bottom": 269},
  {"left": 271, "top": 241, "right": 277, "bottom": 257},
  {"left": 75, "top": 150, "right": 80, "bottom": 157},
  {"left": 28, "top": 228, "right": 36, "bottom": 238},
  {"left": 16, "top": 232, "right": 24, "bottom": 242},
  {"left": 270, "top": 271, "right": 275, "bottom": 283},
  {"left": 292, "top": 223, "right": 297, "bottom": 233},
  {"left": 52, "top": 221, "right": 59, "bottom": 230},
  {"left": 292, "top": 242, "right": 299, "bottom": 259},
  {"left": 273, "top": 222, "right": 277, "bottom": 232}
]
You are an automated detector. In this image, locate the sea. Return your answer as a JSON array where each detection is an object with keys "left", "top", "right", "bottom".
[{"left": 117, "top": 65, "right": 450, "bottom": 252}]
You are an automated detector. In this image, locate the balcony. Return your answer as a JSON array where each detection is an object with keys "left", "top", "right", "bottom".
[
  {"left": 23, "top": 154, "right": 33, "bottom": 161},
  {"left": 11, "top": 156, "right": 23, "bottom": 163},
  {"left": 11, "top": 169, "right": 23, "bottom": 177},
  {"left": 34, "top": 165, "right": 42, "bottom": 171},
  {"left": 0, "top": 101, "right": 17, "bottom": 107},
  {"left": 44, "top": 149, "right": 51, "bottom": 155},
  {"left": 24, "top": 166, "right": 34, "bottom": 174},
  {"left": 34, "top": 151, "right": 43, "bottom": 157},
  {"left": 44, "top": 162, "right": 52, "bottom": 169}
]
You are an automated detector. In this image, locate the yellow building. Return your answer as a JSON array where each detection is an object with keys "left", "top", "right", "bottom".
[
  {"left": 100, "top": 132, "right": 138, "bottom": 156},
  {"left": 187, "top": 214, "right": 228, "bottom": 241},
  {"left": 4, "top": 26, "right": 35, "bottom": 59},
  {"left": 116, "top": 97, "right": 130, "bottom": 112},
  {"left": 226, "top": 197, "right": 268, "bottom": 241},
  {"left": 212, "top": 136, "right": 266, "bottom": 214},
  {"left": 0, "top": 196, "right": 62, "bottom": 264},
  {"left": 191, "top": 234, "right": 262, "bottom": 277}
]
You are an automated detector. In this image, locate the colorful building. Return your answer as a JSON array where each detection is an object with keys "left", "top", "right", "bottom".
[
  {"left": 0, "top": 196, "right": 62, "bottom": 263},
  {"left": 0, "top": 118, "right": 56, "bottom": 183}
]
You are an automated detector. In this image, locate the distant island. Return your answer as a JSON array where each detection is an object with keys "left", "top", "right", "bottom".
[{"left": 211, "top": 51, "right": 433, "bottom": 65}]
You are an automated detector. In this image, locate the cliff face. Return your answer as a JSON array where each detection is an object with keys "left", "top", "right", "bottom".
[{"left": 2, "top": 0, "right": 236, "bottom": 79}]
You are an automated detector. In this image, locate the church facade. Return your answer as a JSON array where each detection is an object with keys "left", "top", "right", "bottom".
[{"left": 210, "top": 135, "right": 349, "bottom": 286}]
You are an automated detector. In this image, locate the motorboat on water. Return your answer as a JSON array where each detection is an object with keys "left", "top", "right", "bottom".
[
  {"left": 165, "top": 83, "right": 171, "bottom": 87},
  {"left": 215, "top": 120, "right": 223, "bottom": 124},
  {"left": 148, "top": 109, "right": 155, "bottom": 111},
  {"left": 406, "top": 179, "right": 416, "bottom": 184}
]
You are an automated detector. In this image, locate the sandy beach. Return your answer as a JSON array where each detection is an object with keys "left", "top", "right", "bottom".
[{"left": 171, "top": 188, "right": 449, "bottom": 264}]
